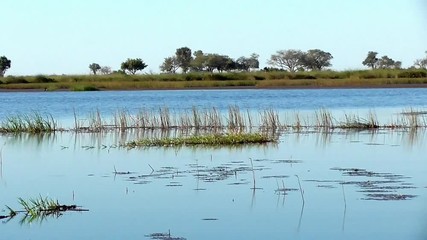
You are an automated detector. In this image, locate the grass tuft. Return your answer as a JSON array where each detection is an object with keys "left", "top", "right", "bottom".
[{"left": 125, "top": 133, "right": 277, "bottom": 148}]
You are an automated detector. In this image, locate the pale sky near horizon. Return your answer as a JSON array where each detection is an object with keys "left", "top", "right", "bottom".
[{"left": 1, "top": 0, "right": 426, "bottom": 76}]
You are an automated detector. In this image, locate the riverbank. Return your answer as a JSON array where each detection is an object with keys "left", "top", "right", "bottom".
[{"left": 1, "top": 69, "right": 426, "bottom": 92}]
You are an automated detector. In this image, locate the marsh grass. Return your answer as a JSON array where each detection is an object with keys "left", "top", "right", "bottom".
[
  {"left": 125, "top": 133, "right": 276, "bottom": 148},
  {"left": 2, "top": 106, "right": 427, "bottom": 134},
  {"left": 1, "top": 69, "right": 426, "bottom": 91},
  {"left": 0, "top": 112, "right": 57, "bottom": 133}
]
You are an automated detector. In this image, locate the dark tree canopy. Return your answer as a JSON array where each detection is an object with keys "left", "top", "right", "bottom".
[
  {"left": 175, "top": 47, "right": 193, "bottom": 73},
  {"left": 89, "top": 63, "right": 101, "bottom": 75},
  {"left": 0, "top": 56, "right": 11, "bottom": 77},
  {"left": 302, "top": 49, "right": 333, "bottom": 71},
  {"left": 121, "top": 58, "right": 147, "bottom": 75},
  {"left": 362, "top": 51, "right": 379, "bottom": 69}
]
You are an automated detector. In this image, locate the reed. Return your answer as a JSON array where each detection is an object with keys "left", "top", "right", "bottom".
[
  {"left": 1, "top": 106, "right": 427, "bottom": 134},
  {"left": 2, "top": 196, "right": 87, "bottom": 224},
  {"left": 0, "top": 112, "right": 57, "bottom": 133}
]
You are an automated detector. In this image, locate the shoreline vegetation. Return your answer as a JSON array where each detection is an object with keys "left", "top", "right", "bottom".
[
  {"left": 1, "top": 106, "right": 426, "bottom": 135},
  {"left": 0, "top": 69, "right": 426, "bottom": 91}
]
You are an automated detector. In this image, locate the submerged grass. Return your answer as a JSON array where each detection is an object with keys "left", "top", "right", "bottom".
[{"left": 125, "top": 133, "right": 276, "bottom": 148}]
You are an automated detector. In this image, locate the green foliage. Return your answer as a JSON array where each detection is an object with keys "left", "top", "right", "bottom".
[
  {"left": 33, "top": 75, "right": 55, "bottom": 83},
  {"left": 160, "top": 56, "right": 179, "bottom": 73},
  {"left": 302, "top": 49, "right": 333, "bottom": 71},
  {"left": 126, "top": 133, "right": 276, "bottom": 148},
  {"left": 0, "top": 56, "right": 11, "bottom": 77},
  {"left": 71, "top": 85, "right": 100, "bottom": 91},
  {"left": 3, "top": 76, "right": 28, "bottom": 84},
  {"left": 89, "top": 63, "right": 101, "bottom": 75},
  {"left": 121, "top": 58, "right": 148, "bottom": 75},
  {"left": 362, "top": 51, "right": 379, "bottom": 69},
  {"left": 0, "top": 112, "right": 57, "bottom": 133},
  {"left": 397, "top": 70, "right": 427, "bottom": 78},
  {"left": 175, "top": 47, "right": 192, "bottom": 73}
]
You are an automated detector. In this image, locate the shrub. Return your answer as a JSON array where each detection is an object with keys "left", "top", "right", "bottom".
[
  {"left": 71, "top": 85, "right": 99, "bottom": 91},
  {"left": 3, "top": 76, "right": 29, "bottom": 84},
  {"left": 397, "top": 70, "right": 427, "bottom": 78},
  {"left": 33, "top": 75, "right": 55, "bottom": 83}
]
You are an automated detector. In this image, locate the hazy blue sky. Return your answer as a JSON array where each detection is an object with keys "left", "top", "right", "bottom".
[{"left": 2, "top": 0, "right": 426, "bottom": 75}]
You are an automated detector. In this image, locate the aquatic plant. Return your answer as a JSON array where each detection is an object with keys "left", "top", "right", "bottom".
[
  {"left": 0, "top": 112, "right": 57, "bottom": 133},
  {"left": 125, "top": 133, "right": 276, "bottom": 148},
  {"left": 1, "top": 196, "right": 88, "bottom": 224}
]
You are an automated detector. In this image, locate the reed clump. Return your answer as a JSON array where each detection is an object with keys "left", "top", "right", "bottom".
[{"left": 0, "top": 112, "right": 57, "bottom": 133}]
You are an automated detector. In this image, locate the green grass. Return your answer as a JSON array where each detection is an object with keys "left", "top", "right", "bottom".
[
  {"left": 1, "top": 69, "right": 426, "bottom": 91},
  {"left": 0, "top": 112, "right": 57, "bottom": 133},
  {"left": 3, "top": 196, "right": 87, "bottom": 224},
  {"left": 125, "top": 133, "right": 277, "bottom": 148}
]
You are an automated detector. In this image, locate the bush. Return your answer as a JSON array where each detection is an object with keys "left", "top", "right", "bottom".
[
  {"left": 184, "top": 73, "right": 204, "bottom": 81},
  {"left": 397, "top": 70, "right": 427, "bottom": 78},
  {"left": 3, "top": 76, "right": 29, "bottom": 84},
  {"left": 290, "top": 74, "right": 316, "bottom": 80},
  {"left": 33, "top": 75, "right": 55, "bottom": 83},
  {"left": 71, "top": 85, "right": 99, "bottom": 91}
]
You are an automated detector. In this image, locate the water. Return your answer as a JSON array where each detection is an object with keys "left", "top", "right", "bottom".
[{"left": 0, "top": 89, "right": 426, "bottom": 240}]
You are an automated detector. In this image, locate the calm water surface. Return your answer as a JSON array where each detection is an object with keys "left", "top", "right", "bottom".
[{"left": 0, "top": 89, "right": 426, "bottom": 239}]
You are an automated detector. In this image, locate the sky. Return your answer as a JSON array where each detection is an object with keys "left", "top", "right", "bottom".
[{"left": 1, "top": 0, "right": 426, "bottom": 76}]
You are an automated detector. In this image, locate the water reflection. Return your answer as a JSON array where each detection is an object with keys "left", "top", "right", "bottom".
[{"left": 1, "top": 128, "right": 426, "bottom": 151}]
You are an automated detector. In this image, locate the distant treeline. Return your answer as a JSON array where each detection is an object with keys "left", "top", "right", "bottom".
[{"left": 1, "top": 48, "right": 427, "bottom": 78}]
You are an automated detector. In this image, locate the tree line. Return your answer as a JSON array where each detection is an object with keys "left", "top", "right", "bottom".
[{"left": 1, "top": 48, "right": 427, "bottom": 77}]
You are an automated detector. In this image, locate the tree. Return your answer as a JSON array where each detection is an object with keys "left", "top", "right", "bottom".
[
  {"left": 190, "top": 50, "right": 207, "bottom": 72},
  {"left": 302, "top": 49, "right": 333, "bottom": 71},
  {"left": 362, "top": 51, "right": 379, "bottom": 69},
  {"left": 175, "top": 47, "right": 192, "bottom": 73},
  {"left": 121, "top": 58, "right": 147, "bottom": 75},
  {"left": 100, "top": 66, "right": 112, "bottom": 75},
  {"left": 377, "top": 56, "right": 396, "bottom": 69},
  {"left": 268, "top": 49, "right": 304, "bottom": 72},
  {"left": 413, "top": 51, "right": 427, "bottom": 69},
  {"left": 160, "top": 56, "right": 179, "bottom": 73},
  {"left": 89, "top": 63, "right": 101, "bottom": 75},
  {"left": 236, "top": 53, "right": 260, "bottom": 71},
  {"left": 205, "top": 54, "right": 235, "bottom": 72},
  {"left": 0, "top": 56, "right": 11, "bottom": 77}
]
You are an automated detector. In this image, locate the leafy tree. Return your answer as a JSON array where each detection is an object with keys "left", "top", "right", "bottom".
[
  {"left": 89, "top": 63, "right": 101, "bottom": 75},
  {"left": 362, "top": 51, "right": 379, "bottom": 69},
  {"left": 160, "top": 56, "right": 179, "bottom": 73},
  {"left": 268, "top": 49, "right": 304, "bottom": 72},
  {"left": 100, "top": 66, "right": 112, "bottom": 75},
  {"left": 236, "top": 53, "right": 259, "bottom": 71},
  {"left": 205, "top": 54, "right": 235, "bottom": 72},
  {"left": 0, "top": 56, "right": 11, "bottom": 77},
  {"left": 175, "top": 47, "right": 193, "bottom": 73},
  {"left": 302, "top": 49, "right": 333, "bottom": 71},
  {"left": 378, "top": 55, "right": 402, "bottom": 69},
  {"left": 394, "top": 61, "right": 402, "bottom": 70},
  {"left": 121, "top": 58, "right": 147, "bottom": 75},
  {"left": 190, "top": 50, "right": 207, "bottom": 72}
]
